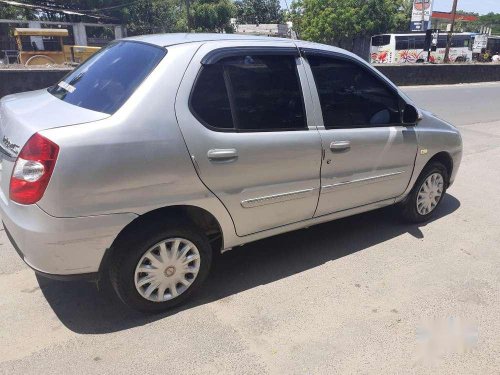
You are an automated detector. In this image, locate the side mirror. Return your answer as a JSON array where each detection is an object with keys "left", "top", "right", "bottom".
[{"left": 403, "top": 104, "right": 421, "bottom": 124}]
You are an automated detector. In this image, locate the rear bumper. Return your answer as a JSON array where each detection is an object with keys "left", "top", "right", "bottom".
[
  {"left": 4, "top": 225, "right": 100, "bottom": 281},
  {"left": 0, "top": 192, "right": 137, "bottom": 276}
]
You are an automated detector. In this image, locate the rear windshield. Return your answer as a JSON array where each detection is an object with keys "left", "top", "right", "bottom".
[
  {"left": 49, "top": 41, "right": 166, "bottom": 114},
  {"left": 372, "top": 35, "right": 391, "bottom": 47}
]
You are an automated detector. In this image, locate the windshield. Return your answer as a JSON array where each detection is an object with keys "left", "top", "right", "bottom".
[{"left": 49, "top": 41, "right": 166, "bottom": 114}]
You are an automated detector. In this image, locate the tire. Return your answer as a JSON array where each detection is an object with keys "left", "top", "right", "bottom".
[
  {"left": 399, "top": 161, "right": 449, "bottom": 223},
  {"left": 109, "top": 220, "right": 212, "bottom": 313},
  {"left": 25, "top": 55, "right": 56, "bottom": 66}
]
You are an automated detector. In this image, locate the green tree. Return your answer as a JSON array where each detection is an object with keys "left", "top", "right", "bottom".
[
  {"left": 1, "top": 0, "right": 235, "bottom": 35},
  {"left": 235, "top": 0, "right": 283, "bottom": 24},
  {"left": 289, "top": 0, "right": 404, "bottom": 49},
  {"left": 0, "top": 4, "right": 25, "bottom": 19},
  {"left": 479, "top": 12, "right": 500, "bottom": 35},
  {"left": 119, "top": 0, "right": 185, "bottom": 35},
  {"left": 0, "top": 1, "right": 120, "bottom": 22},
  {"left": 392, "top": 0, "right": 412, "bottom": 33},
  {"left": 191, "top": 0, "right": 236, "bottom": 33}
]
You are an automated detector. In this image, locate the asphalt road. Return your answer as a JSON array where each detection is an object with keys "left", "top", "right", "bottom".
[{"left": 1, "top": 82, "right": 500, "bottom": 374}]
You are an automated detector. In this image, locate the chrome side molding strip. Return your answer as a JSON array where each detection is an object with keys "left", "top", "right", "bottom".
[
  {"left": 322, "top": 171, "right": 405, "bottom": 193},
  {"left": 241, "top": 188, "right": 316, "bottom": 208}
]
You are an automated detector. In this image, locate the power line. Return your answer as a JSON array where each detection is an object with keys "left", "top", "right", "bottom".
[
  {"left": 66, "top": 0, "right": 145, "bottom": 13},
  {"left": 89, "top": 0, "right": 144, "bottom": 12},
  {"left": 0, "top": 0, "right": 118, "bottom": 19}
]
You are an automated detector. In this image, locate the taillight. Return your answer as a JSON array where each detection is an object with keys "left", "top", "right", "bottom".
[{"left": 10, "top": 133, "right": 59, "bottom": 205}]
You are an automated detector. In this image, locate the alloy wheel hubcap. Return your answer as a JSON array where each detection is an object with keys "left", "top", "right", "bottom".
[
  {"left": 134, "top": 238, "right": 201, "bottom": 302},
  {"left": 416, "top": 173, "right": 444, "bottom": 215}
]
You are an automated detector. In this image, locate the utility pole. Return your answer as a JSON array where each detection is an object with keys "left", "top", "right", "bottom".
[{"left": 443, "top": 0, "right": 458, "bottom": 63}]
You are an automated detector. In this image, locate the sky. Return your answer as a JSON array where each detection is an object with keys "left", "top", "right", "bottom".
[
  {"left": 279, "top": 0, "right": 500, "bottom": 15},
  {"left": 433, "top": 0, "right": 500, "bottom": 15}
]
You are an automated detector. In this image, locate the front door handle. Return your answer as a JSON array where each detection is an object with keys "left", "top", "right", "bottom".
[
  {"left": 207, "top": 148, "right": 238, "bottom": 162},
  {"left": 330, "top": 141, "right": 351, "bottom": 152}
]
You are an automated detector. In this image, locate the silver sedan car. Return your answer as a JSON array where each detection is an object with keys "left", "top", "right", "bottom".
[{"left": 0, "top": 34, "right": 462, "bottom": 312}]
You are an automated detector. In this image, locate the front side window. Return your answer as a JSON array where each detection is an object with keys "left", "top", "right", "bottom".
[
  {"left": 308, "top": 55, "right": 401, "bottom": 129},
  {"left": 49, "top": 41, "right": 166, "bottom": 114},
  {"left": 190, "top": 54, "right": 306, "bottom": 132}
]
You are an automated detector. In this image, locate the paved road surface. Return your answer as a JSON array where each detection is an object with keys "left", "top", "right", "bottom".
[
  {"left": 404, "top": 82, "right": 500, "bottom": 126},
  {"left": 1, "top": 82, "right": 499, "bottom": 374}
]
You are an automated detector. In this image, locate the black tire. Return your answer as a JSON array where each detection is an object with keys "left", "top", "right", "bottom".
[
  {"left": 399, "top": 161, "right": 449, "bottom": 223},
  {"left": 109, "top": 220, "right": 212, "bottom": 313}
]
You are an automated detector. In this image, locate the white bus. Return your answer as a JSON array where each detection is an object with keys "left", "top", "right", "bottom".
[{"left": 370, "top": 33, "right": 474, "bottom": 64}]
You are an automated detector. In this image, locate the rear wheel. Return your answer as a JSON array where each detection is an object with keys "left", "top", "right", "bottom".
[
  {"left": 24, "top": 55, "right": 56, "bottom": 66},
  {"left": 109, "top": 221, "right": 212, "bottom": 313},
  {"left": 399, "top": 162, "right": 448, "bottom": 223}
]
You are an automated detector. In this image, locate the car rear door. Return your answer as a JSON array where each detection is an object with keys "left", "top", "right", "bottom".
[
  {"left": 301, "top": 48, "right": 418, "bottom": 217},
  {"left": 175, "top": 41, "right": 322, "bottom": 236}
]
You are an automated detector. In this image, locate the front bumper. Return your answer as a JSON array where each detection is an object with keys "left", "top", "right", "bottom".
[{"left": 0, "top": 191, "right": 137, "bottom": 276}]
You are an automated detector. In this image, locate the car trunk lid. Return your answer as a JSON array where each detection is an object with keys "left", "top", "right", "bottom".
[
  {"left": 0, "top": 89, "right": 109, "bottom": 202},
  {"left": 0, "top": 89, "right": 109, "bottom": 157}
]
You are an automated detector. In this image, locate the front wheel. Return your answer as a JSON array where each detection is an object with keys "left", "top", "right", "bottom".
[
  {"left": 399, "top": 162, "right": 448, "bottom": 223},
  {"left": 109, "top": 221, "right": 212, "bottom": 313}
]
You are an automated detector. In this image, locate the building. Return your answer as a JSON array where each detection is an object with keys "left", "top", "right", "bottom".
[
  {"left": 430, "top": 11, "right": 479, "bottom": 31},
  {"left": 233, "top": 21, "right": 290, "bottom": 38}
]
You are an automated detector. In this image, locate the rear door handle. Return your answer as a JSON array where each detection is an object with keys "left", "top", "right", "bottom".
[
  {"left": 330, "top": 141, "right": 351, "bottom": 152},
  {"left": 207, "top": 148, "right": 238, "bottom": 162}
]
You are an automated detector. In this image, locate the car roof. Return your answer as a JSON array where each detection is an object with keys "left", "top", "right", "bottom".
[
  {"left": 125, "top": 33, "right": 292, "bottom": 47},
  {"left": 124, "top": 33, "right": 360, "bottom": 66}
]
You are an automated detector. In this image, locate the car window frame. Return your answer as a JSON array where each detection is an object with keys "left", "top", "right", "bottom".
[
  {"left": 301, "top": 48, "right": 405, "bottom": 130},
  {"left": 188, "top": 47, "right": 309, "bottom": 133}
]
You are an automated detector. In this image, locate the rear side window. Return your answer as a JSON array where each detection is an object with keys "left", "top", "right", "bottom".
[
  {"left": 49, "top": 41, "right": 166, "bottom": 114},
  {"left": 308, "top": 56, "right": 401, "bottom": 129},
  {"left": 190, "top": 54, "right": 306, "bottom": 132},
  {"left": 189, "top": 64, "right": 234, "bottom": 129}
]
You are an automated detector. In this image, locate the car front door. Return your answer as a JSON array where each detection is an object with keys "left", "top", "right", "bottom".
[
  {"left": 175, "top": 42, "right": 322, "bottom": 236},
  {"left": 301, "top": 50, "right": 418, "bottom": 217}
]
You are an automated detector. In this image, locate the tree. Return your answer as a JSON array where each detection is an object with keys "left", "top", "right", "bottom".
[
  {"left": 392, "top": 0, "right": 412, "bottom": 33},
  {"left": 235, "top": 0, "right": 283, "bottom": 24},
  {"left": 289, "top": 0, "right": 405, "bottom": 49},
  {"left": 0, "top": 0, "right": 235, "bottom": 35},
  {"left": 191, "top": 0, "right": 236, "bottom": 32},
  {"left": 451, "top": 10, "right": 480, "bottom": 32},
  {"left": 479, "top": 12, "right": 500, "bottom": 35},
  {"left": 119, "top": 0, "right": 185, "bottom": 35},
  {"left": 0, "top": 4, "right": 27, "bottom": 20},
  {"left": 0, "top": 1, "right": 120, "bottom": 22}
]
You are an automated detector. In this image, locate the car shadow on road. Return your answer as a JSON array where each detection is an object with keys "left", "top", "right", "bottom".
[{"left": 38, "top": 194, "right": 460, "bottom": 335}]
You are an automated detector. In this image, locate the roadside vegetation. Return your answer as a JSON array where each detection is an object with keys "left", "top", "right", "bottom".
[{"left": 0, "top": 0, "right": 499, "bottom": 44}]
